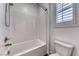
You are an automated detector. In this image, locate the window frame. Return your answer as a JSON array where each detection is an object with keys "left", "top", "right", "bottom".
[{"left": 55, "top": 3, "right": 76, "bottom": 28}]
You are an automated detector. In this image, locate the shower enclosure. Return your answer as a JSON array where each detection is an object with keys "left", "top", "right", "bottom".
[{"left": 0, "top": 3, "right": 49, "bottom": 56}]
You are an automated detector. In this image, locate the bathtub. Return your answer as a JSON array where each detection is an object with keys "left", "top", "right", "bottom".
[{"left": 6, "top": 40, "right": 47, "bottom": 56}]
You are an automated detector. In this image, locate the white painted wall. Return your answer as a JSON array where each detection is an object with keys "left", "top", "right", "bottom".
[{"left": 50, "top": 3, "right": 79, "bottom": 56}]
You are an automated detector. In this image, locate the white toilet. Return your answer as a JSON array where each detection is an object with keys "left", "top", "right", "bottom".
[{"left": 50, "top": 40, "right": 74, "bottom": 56}]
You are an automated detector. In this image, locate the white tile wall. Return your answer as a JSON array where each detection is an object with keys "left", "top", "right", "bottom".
[
  {"left": 0, "top": 3, "right": 7, "bottom": 55},
  {"left": 7, "top": 3, "right": 39, "bottom": 44}
]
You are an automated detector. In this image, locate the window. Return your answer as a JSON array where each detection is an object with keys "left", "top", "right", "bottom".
[{"left": 56, "top": 3, "right": 74, "bottom": 23}]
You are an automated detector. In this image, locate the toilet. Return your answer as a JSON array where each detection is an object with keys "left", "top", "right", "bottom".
[{"left": 50, "top": 40, "right": 74, "bottom": 56}]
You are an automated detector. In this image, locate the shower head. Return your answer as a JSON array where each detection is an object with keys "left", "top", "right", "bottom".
[
  {"left": 37, "top": 3, "right": 47, "bottom": 11},
  {"left": 9, "top": 3, "right": 13, "bottom": 6}
]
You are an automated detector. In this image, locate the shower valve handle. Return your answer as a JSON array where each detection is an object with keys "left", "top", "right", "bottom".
[{"left": 4, "top": 37, "right": 10, "bottom": 43}]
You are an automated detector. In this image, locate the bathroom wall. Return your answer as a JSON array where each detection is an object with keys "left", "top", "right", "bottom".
[
  {"left": 8, "top": 3, "right": 48, "bottom": 45},
  {"left": 8, "top": 3, "right": 39, "bottom": 44},
  {"left": 36, "top": 3, "right": 48, "bottom": 43},
  {"left": 0, "top": 3, "right": 7, "bottom": 55},
  {"left": 36, "top": 3, "right": 50, "bottom": 43},
  {"left": 50, "top": 3, "right": 79, "bottom": 56}
]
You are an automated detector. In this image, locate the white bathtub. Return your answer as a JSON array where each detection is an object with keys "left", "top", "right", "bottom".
[{"left": 6, "top": 40, "right": 47, "bottom": 56}]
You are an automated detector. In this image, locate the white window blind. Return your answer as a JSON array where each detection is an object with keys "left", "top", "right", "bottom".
[{"left": 56, "top": 3, "right": 73, "bottom": 23}]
